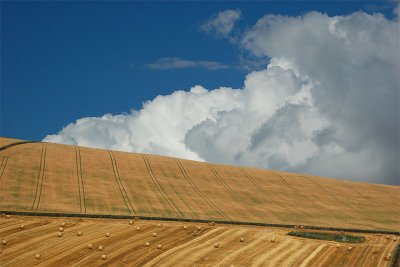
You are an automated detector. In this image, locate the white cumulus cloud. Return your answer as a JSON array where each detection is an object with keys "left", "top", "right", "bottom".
[
  {"left": 44, "top": 9, "right": 399, "bottom": 185},
  {"left": 200, "top": 9, "right": 241, "bottom": 41}
]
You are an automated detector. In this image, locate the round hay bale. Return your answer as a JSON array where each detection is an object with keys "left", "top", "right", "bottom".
[
  {"left": 157, "top": 223, "right": 162, "bottom": 228},
  {"left": 386, "top": 236, "right": 390, "bottom": 240},
  {"left": 183, "top": 225, "right": 188, "bottom": 230},
  {"left": 136, "top": 226, "right": 141, "bottom": 231},
  {"left": 77, "top": 231, "right": 83, "bottom": 236},
  {"left": 384, "top": 255, "right": 391, "bottom": 261},
  {"left": 20, "top": 224, "right": 25, "bottom": 230},
  {"left": 372, "top": 249, "right": 379, "bottom": 254},
  {"left": 145, "top": 242, "right": 150, "bottom": 247},
  {"left": 129, "top": 220, "right": 134, "bottom": 225},
  {"left": 270, "top": 236, "right": 276, "bottom": 243},
  {"left": 101, "top": 254, "right": 107, "bottom": 260},
  {"left": 59, "top": 227, "right": 64, "bottom": 232},
  {"left": 336, "top": 244, "right": 340, "bottom": 249},
  {"left": 106, "top": 233, "right": 110, "bottom": 237},
  {"left": 209, "top": 222, "right": 215, "bottom": 226},
  {"left": 35, "top": 253, "right": 41, "bottom": 259},
  {"left": 57, "top": 232, "right": 63, "bottom": 237},
  {"left": 87, "top": 244, "right": 93, "bottom": 249},
  {"left": 157, "top": 244, "right": 162, "bottom": 250},
  {"left": 300, "top": 225, "right": 304, "bottom": 229},
  {"left": 197, "top": 226, "right": 201, "bottom": 231},
  {"left": 214, "top": 243, "right": 219, "bottom": 248},
  {"left": 393, "top": 237, "right": 397, "bottom": 241},
  {"left": 240, "top": 237, "right": 245, "bottom": 242},
  {"left": 134, "top": 216, "right": 139, "bottom": 221},
  {"left": 152, "top": 232, "right": 157, "bottom": 237},
  {"left": 2, "top": 240, "right": 7, "bottom": 245},
  {"left": 347, "top": 246, "right": 353, "bottom": 251},
  {"left": 98, "top": 245, "right": 103, "bottom": 251},
  {"left": 5, "top": 215, "right": 10, "bottom": 219},
  {"left": 61, "top": 222, "right": 66, "bottom": 227}
]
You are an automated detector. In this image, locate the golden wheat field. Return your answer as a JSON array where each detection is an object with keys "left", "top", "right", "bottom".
[
  {"left": 0, "top": 215, "right": 398, "bottom": 266},
  {"left": 0, "top": 137, "right": 399, "bottom": 266}
]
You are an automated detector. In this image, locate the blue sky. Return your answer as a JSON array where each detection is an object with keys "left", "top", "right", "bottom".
[
  {"left": 1, "top": 1, "right": 396, "bottom": 141},
  {"left": 1, "top": 1, "right": 399, "bottom": 185}
]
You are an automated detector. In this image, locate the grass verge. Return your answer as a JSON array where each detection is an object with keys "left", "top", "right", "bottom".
[{"left": 288, "top": 231, "right": 366, "bottom": 243}]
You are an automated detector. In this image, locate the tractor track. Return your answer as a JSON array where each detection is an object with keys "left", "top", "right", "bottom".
[
  {"left": 0, "top": 156, "right": 8, "bottom": 183},
  {"left": 75, "top": 146, "right": 86, "bottom": 213},
  {"left": 108, "top": 150, "right": 135, "bottom": 214},
  {"left": 207, "top": 164, "right": 269, "bottom": 222},
  {"left": 31, "top": 144, "right": 47, "bottom": 210},
  {"left": 142, "top": 155, "right": 182, "bottom": 217},
  {"left": 175, "top": 159, "right": 230, "bottom": 221},
  {"left": 239, "top": 167, "right": 297, "bottom": 218}
]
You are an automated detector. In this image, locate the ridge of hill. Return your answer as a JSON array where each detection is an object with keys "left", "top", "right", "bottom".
[{"left": 0, "top": 137, "right": 399, "bottom": 231}]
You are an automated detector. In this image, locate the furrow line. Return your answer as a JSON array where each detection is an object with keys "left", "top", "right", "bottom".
[
  {"left": 240, "top": 167, "right": 297, "bottom": 218},
  {"left": 109, "top": 150, "right": 135, "bottom": 214},
  {"left": 31, "top": 144, "right": 45, "bottom": 210},
  {"left": 141, "top": 155, "right": 182, "bottom": 217},
  {"left": 355, "top": 236, "right": 381, "bottom": 267},
  {"left": 0, "top": 156, "right": 8, "bottom": 183},
  {"left": 271, "top": 170, "right": 342, "bottom": 224},
  {"left": 76, "top": 147, "right": 87, "bottom": 213},
  {"left": 207, "top": 164, "right": 269, "bottom": 222},
  {"left": 142, "top": 228, "right": 224, "bottom": 266},
  {"left": 75, "top": 147, "right": 83, "bottom": 213},
  {"left": 307, "top": 175, "right": 365, "bottom": 217},
  {"left": 344, "top": 180, "right": 377, "bottom": 207},
  {"left": 176, "top": 159, "right": 230, "bottom": 221},
  {"left": 35, "top": 144, "right": 47, "bottom": 210}
]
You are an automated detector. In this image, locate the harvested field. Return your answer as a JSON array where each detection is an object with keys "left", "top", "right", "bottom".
[
  {"left": 0, "top": 137, "right": 399, "bottom": 232},
  {"left": 0, "top": 215, "right": 398, "bottom": 266}
]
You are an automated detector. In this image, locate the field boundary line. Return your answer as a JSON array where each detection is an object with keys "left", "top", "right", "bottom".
[
  {"left": 141, "top": 155, "right": 182, "bottom": 217},
  {"left": 75, "top": 146, "right": 86, "bottom": 213},
  {"left": 0, "top": 209, "right": 399, "bottom": 235},
  {"left": 239, "top": 167, "right": 297, "bottom": 217},
  {"left": 109, "top": 150, "right": 135, "bottom": 214},
  {"left": 175, "top": 159, "right": 230, "bottom": 221},
  {"left": 207, "top": 163, "right": 269, "bottom": 222},
  {"left": 31, "top": 144, "right": 47, "bottom": 210},
  {"left": 0, "top": 141, "right": 37, "bottom": 152},
  {"left": 390, "top": 244, "right": 400, "bottom": 267}
]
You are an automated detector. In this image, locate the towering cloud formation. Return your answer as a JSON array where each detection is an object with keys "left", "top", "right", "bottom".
[{"left": 44, "top": 10, "right": 399, "bottom": 185}]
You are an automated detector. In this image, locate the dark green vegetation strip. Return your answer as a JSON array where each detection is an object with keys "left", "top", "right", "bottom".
[
  {"left": 288, "top": 231, "right": 366, "bottom": 243},
  {"left": 391, "top": 244, "right": 400, "bottom": 267},
  {"left": 1, "top": 210, "right": 399, "bottom": 236}
]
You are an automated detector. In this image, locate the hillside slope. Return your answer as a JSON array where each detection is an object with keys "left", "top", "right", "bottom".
[{"left": 0, "top": 137, "right": 399, "bottom": 231}]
